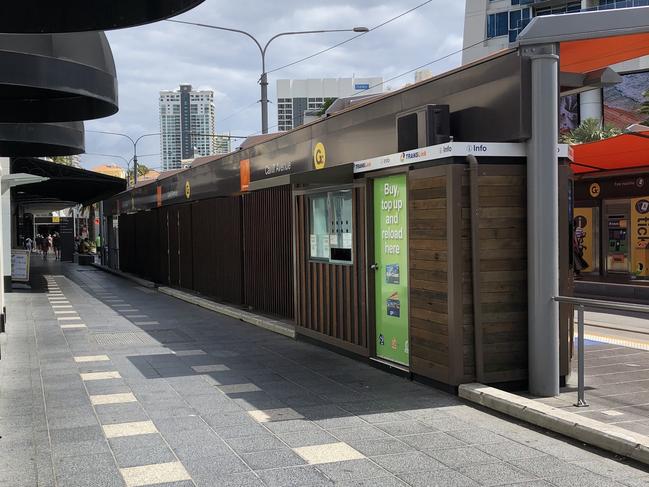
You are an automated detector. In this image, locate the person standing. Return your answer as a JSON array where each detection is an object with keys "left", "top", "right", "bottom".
[{"left": 53, "top": 233, "right": 61, "bottom": 260}]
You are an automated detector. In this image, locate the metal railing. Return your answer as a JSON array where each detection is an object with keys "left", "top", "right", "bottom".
[{"left": 554, "top": 296, "right": 649, "bottom": 407}]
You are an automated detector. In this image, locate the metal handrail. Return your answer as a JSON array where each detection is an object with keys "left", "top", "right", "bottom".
[{"left": 554, "top": 295, "right": 649, "bottom": 407}]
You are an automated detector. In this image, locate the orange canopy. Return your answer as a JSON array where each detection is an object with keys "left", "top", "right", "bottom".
[
  {"left": 570, "top": 131, "right": 649, "bottom": 174},
  {"left": 561, "top": 32, "right": 649, "bottom": 74}
]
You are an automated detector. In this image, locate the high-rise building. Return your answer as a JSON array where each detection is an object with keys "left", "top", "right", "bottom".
[
  {"left": 276, "top": 77, "right": 383, "bottom": 131},
  {"left": 462, "top": 1, "right": 649, "bottom": 125},
  {"left": 462, "top": 0, "right": 649, "bottom": 69},
  {"left": 159, "top": 84, "right": 215, "bottom": 171},
  {"left": 214, "top": 135, "right": 231, "bottom": 155}
]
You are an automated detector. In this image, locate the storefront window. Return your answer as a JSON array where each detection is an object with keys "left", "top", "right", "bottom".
[{"left": 309, "top": 190, "right": 353, "bottom": 263}]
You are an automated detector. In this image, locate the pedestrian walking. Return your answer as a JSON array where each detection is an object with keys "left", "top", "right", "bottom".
[{"left": 53, "top": 233, "right": 61, "bottom": 260}]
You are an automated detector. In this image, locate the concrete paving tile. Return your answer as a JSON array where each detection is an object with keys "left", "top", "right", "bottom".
[
  {"left": 103, "top": 421, "right": 158, "bottom": 439},
  {"left": 511, "top": 455, "right": 592, "bottom": 478},
  {"left": 277, "top": 429, "right": 340, "bottom": 448},
  {"left": 375, "top": 420, "right": 436, "bottom": 437},
  {"left": 573, "top": 458, "right": 649, "bottom": 480},
  {"left": 211, "top": 423, "right": 269, "bottom": 440},
  {"left": 399, "top": 468, "right": 480, "bottom": 487},
  {"left": 549, "top": 473, "right": 627, "bottom": 486},
  {"left": 315, "top": 458, "right": 390, "bottom": 482},
  {"left": 241, "top": 448, "right": 307, "bottom": 470},
  {"left": 459, "top": 462, "right": 538, "bottom": 486},
  {"left": 49, "top": 425, "right": 104, "bottom": 444},
  {"left": 219, "top": 383, "right": 263, "bottom": 394},
  {"left": 344, "top": 437, "right": 414, "bottom": 457},
  {"left": 400, "top": 431, "right": 467, "bottom": 451},
  {"left": 191, "top": 470, "right": 263, "bottom": 487},
  {"left": 446, "top": 427, "right": 506, "bottom": 445},
  {"left": 426, "top": 446, "right": 500, "bottom": 468},
  {"left": 90, "top": 393, "right": 138, "bottom": 405},
  {"left": 475, "top": 439, "right": 546, "bottom": 461},
  {"left": 191, "top": 364, "right": 230, "bottom": 373},
  {"left": 120, "top": 461, "right": 190, "bottom": 487},
  {"left": 264, "top": 419, "right": 322, "bottom": 435},
  {"left": 51, "top": 438, "right": 112, "bottom": 459},
  {"left": 294, "top": 442, "right": 365, "bottom": 465},
  {"left": 182, "top": 453, "right": 251, "bottom": 481},
  {"left": 74, "top": 355, "right": 110, "bottom": 363},
  {"left": 61, "top": 324, "right": 87, "bottom": 329},
  {"left": 372, "top": 451, "right": 447, "bottom": 474},
  {"left": 225, "top": 434, "right": 286, "bottom": 454},
  {"left": 54, "top": 453, "right": 124, "bottom": 487},
  {"left": 95, "top": 403, "right": 149, "bottom": 425},
  {"left": 109, "top": 434, "right": 177, "bottom": 468},
  {"left": 313, "top": 415, "right": 372, "bottom": 430},
  {"left": 247, "top": 407, "right": 303, "bottom": 423},
  {"left": 257, "top": 465, "right": 334, "bottom": 487}
]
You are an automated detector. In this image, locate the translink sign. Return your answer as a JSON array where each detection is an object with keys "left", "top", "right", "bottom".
[{"left": 353, "top": 142, "right": 532, "bottom": 173}]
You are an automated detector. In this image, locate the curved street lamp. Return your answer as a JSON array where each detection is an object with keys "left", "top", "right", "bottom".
[
  {"left": 86, "top": 131, "right": 160, "bottom": 184},
  {"left": 168, "top": 20, "right": 369, "bottom": 134}
]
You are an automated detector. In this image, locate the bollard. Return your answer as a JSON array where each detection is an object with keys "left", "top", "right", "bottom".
[{"left": 575, "top": 305, "right": 588, "bottom": 407}]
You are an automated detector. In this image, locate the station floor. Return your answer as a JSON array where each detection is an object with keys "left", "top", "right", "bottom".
[{"left": 2, "top": 259, "right": 649, "bottom": 486}]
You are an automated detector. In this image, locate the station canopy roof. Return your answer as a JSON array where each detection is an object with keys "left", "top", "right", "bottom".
[
  {"left": 0, "top": 32, "right": 118, "bottom": 123},
  {"left": 517, "top": 7, "right": 649, "bottom": 74},
  {"left": 570, "top": 131, "right": 649, "bottom": 174},
  {"left": 0, "top": 122, "right": 84, "bottom": 157},
  {"left": 0, "top": 0, "right": 205, "bottom": 33},
  {"left": 11, "top": 158, "right": 126, "bottom": 209}
]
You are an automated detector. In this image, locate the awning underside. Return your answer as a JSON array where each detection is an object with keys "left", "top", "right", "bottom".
[
  {"left": 570, "top": 131, "right": 649, "bottom": 174},
  {"left": 11, "top": 157, "right": 126, "bottom": 207}
]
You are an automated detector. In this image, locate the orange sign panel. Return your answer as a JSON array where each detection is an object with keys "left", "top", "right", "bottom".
[{"left": 240, "top": 159, "right": 250, "bottom": 192}]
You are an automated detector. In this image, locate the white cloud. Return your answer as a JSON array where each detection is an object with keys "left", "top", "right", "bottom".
[{"left": 81, "top": 0, "right": 465, "bottom": 169}]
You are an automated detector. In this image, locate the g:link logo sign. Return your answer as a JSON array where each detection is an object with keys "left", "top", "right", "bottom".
[{"left": 313, "top": 142, "right": 326, "bottom": 170}]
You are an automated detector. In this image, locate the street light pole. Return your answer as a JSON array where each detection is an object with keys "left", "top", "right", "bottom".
[
  {"left": 87, "top": 131, "right": 160, "bottom": 184},
  {"left": 168, "top": 20, "right": 369, "bottom": 134}
]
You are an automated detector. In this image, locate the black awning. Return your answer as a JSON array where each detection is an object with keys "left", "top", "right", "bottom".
[
  {"left": 0, "top": 122, "right": 84, "bottom": 157},
  {"left": 0, "top": 32, "right": 118, "bottom": 123},
  {"left": 0, "top": 1, "right": 205, "bottom": 33},
  {"left": 11, "top": 157, "right": 126, "bottom": 207}
]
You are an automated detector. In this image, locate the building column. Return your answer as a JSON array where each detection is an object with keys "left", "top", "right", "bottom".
[
  {"left": 579, "top": 89, "right": 603, "bottom": 122},
  {"left": 1, "top": 158, "right": 11, "bottom": 294},
  {"left": 526, "top": 44, "right": 560, "bottom": 397}
]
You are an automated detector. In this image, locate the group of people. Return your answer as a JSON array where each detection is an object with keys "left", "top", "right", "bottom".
[{"left": 26, "top": 233, "right": 61, "bottom": 260}]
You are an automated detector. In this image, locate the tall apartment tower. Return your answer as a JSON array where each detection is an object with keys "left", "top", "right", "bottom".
[
  {"left": 159, "top": 84, "right": 215, "bottom": 171},
  {"left": 462, "top": 0, "right": 649, "bottom": 122},
  {"left": 276, "top": 77, "right": 383, "bottom": 131}
]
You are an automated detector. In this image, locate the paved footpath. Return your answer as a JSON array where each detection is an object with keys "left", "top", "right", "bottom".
[{"left": 2, "top": 261, "right": 649, "bottom": 487}]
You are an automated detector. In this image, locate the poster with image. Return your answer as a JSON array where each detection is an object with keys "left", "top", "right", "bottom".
[
  {"left": 374, "top": 174, "right": 409, "bottom": 366},
  {"left": 604, "top": 71, "right": 649, "bottom": 129}
]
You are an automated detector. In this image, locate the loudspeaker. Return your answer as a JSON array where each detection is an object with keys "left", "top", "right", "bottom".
[
  {"left": 396, "top": 104, "right": 450, "bottom": 152},
  {"left": 426, "top": 105, "right": 450, "bottom": 146}
]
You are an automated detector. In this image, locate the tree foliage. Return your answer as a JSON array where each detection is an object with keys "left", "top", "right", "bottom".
[
  {"left": 317, "top": 98, "right": 337, "bottom": 116},
  {"left": 560, "top": 118, "right": 622, "bottom": 145}
]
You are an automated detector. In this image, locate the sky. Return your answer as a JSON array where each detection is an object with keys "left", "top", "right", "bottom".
[{"left": 80, "top": 0, "right": 466, "bottom": 171}]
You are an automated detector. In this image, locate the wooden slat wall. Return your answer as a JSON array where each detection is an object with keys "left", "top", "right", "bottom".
[
  {"left": 134, "top": 210, "right": 160, "bottom": 282},
  {"left": 178, "top": 204, "right": 194, "bottom": 291},
  {"left": 242, "top": 186, "right": 294, "bottom": 319},
  {"left": 158, "top": 207, "right": 170, "bottom": 286},
  {"left": 168, "top": 208, "right": 180, "bottom": 287},
  {"left": 191, "top": 198, "right": 244, "bottom": 304},
  {"left": 118, "top": 213, "right": 136, "bottom": 274},
  {"left": 294, "top": 187, "right": 368, "bottom": 355},
  {"left": 408, "top": 167, "right": 451, "bottom": 384},
  {"left": 463, "top": 165, "right": 528, "bottom": 383}
]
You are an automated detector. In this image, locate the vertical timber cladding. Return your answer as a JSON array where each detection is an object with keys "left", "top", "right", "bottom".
[
  {"left": 177, "top": 204, "right": 193, "bottom": 290},
  {"left": 242, "top": 186, "right": 294, "bottom": 319},
  {"left": 191, "top": 197, "right": 243, "bottom": 305},
  {"left": 118, "top": 213, "right": 136, "bottom": 274},
  {"left": 408, "top": 163, "right": 527, "bottom": 386},
  {"left": 134, "top": 210, "right": 160, "bottom": 282},
  {"left": 408, "top": 166, "right": 451, "bottom": 383},
  {"left": 467, "top": 164, "right": 528, "bottom": 384},
  {"left": 158, "top": 206, "right": 170, "bottom": 286},
  {"left": 295, "top": 187, "right": 368, "bottom": 354}
]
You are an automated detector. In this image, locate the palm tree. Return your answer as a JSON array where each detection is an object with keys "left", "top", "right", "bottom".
[{"left": 560, "top": 118, "right": 621, "bottom": 145}]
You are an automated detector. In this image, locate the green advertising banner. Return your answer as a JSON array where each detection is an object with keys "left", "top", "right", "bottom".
[{"left": 374, "top": 174, "right": 409, "bottom": 366}]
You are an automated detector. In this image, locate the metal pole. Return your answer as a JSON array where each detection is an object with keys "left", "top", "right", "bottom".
[
  {"left": 576, "top": 305, "right": 588, "bottom": 407},
  {"left": 526, "top": 44, "right": 560, "bottom": 397},
  {"left": 260, "top": 71, "right": 269, "bottom": 134},
  {"left": 133, "top": 142, "right": 138, "bottom": 185}
]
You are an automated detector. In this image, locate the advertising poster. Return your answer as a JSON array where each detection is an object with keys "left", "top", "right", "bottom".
[
  {"left": 631, "top": 197, "right": 649, "bottom": 277},
  {"left": 573, "top": 208, "right": 594, "bottom": 273},
  {"left": 374, "top": 174, "right": 409, "bottom": 366}
]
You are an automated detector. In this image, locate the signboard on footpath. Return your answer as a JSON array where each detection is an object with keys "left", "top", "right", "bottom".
[
  {"left": 631, "top": 197, "right": 649, "bottom": 277},
  {"left": 11, "top": 249, "right": 30, "bottom": 282},
  {"left": 374, "top": 174, "right": 409, "bottom": 366}
]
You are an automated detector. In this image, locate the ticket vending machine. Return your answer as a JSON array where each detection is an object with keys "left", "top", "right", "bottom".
[{"left": 607, "top": 213, "right": 630, "bottom": 273}]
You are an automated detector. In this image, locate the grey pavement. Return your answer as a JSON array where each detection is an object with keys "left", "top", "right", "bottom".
[{"left": 2, "top": 260, "right": 649, "bottom": 487}]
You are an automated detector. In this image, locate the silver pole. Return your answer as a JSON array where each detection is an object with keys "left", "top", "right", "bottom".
[
  {"left": 576, "top": 305, "right": 588, "bottom": 407},
  {"left": 526, "top": 44, "right": 560, "bottom": 397},
  {"left": 260, "top": 72, "right": 269, "bottom": 134}
]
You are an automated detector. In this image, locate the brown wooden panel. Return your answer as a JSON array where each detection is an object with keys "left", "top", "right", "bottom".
[
  {"left": 242, "top": 186, "right": 294, "bottom": 319},
  {"left": 408, "top": 166, "right": 451, "bottom": 383},
  {"left": 294, "top": 187, "right": 368, "bottom": 354}
]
